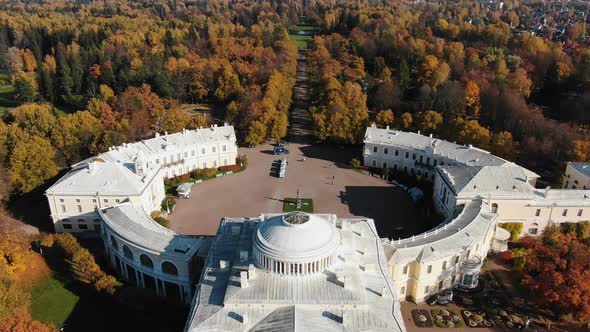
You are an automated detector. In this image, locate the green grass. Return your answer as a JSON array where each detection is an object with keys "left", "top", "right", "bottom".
[
  {"left": 291, "top": 25, "right": 319, "bottom": 32},
  {"left": 283, "top": 198, "right": 314, "bottom": 213},
  {"left": 30, "top": 274, "right": 79, "bottom": 326},
  {"left": 289, "top": 34, "right": 313, "bottom": 50},
  {"left": 0, "top": 70, "right": 18, "bottom": 115}
]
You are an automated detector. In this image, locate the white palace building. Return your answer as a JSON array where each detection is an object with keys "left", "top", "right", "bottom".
[
  {"left": 364, "top": 124, "right": 590, "bottom": 302},
  {"left": 42, "top": 122, "right": 590, "bottom": 330}
]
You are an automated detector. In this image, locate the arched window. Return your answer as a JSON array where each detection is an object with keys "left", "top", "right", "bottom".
[
  {"left": 491, "top": 203, "right": 498, "bottom": 213},
  {"left": 162, "top": 261, "right": 178, "bottom": 276},
  {"left": 123, "top": 245, "right": 133, "bottom": 260},
  {"left": 140, "top": 254, "right": 153, "bottom": 269},
  {"left": 110, "top": 235, "right": 118, "bottom": 250}
]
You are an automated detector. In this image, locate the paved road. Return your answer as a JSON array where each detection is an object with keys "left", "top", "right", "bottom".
[
  {"left": 169, "top": 143, "right": 437, "bottom": 237},
  {"left": 288, "top": 51, "right": 313, "bottom": 144}
]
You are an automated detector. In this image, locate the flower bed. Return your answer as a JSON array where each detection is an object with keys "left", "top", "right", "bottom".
[
  {"left": 218, "top": 164, "right": 241, "bottom": 172},
  {"left": 462, "top": 310, "right": 494, "bottom": 328},
  {"left": 431, "top": 309, "right": 465, "bottom": 328},
  {"left": 487, "top": 308, "right": 525, "bottom": 330},
  {"left": 411, "top": 309, "right": 433, "bottom": 328}
]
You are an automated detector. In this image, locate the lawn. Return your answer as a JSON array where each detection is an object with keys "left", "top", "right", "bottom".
[
  {"left": 0, "top": 70, "right": 18, "bottom": 115},
  {"left": 289, "top": 33, "right": 313, "bottom": 50},
  {"left": 30, "top": 273, "right": 79, "bottom": 326},
  {"left": 283, "top": 198, "right": 314, "bottom": 213}
]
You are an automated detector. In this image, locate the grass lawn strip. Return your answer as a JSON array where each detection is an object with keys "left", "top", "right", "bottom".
[
  {"left": 282, "top": 198, "right": 314, "bottom": 213},
  {"left": 30, "top": 273, "right": 79, "bottom": 326}
]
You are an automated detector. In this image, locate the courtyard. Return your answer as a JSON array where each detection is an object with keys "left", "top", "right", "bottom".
[{"left": 168, "top": 142, "right": 439, "bottom": 237}]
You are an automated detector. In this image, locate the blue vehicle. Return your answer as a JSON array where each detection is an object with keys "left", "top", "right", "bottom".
[{"left": 274, "top": 145, "right": 288, "bottom": 155}]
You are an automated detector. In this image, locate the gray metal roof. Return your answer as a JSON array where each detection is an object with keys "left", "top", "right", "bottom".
[
  {"left": 569, "top": 162, "right": 590, "bottom": 178},
  {"left": 99, "top": 204, "right": 202, "bottom": 259}
]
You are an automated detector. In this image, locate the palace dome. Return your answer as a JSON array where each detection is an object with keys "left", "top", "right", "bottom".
[{"left": 253, "top": 212, "right": 341, "bottom": 275}]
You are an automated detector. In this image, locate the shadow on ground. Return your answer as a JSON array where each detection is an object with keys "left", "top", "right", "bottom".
[
  {"left": 339, "top": 185, "right": 442, "bottom": 239},
  {"left": 7, "top": 172, "right": 65, "bottom": 233},
  {"left": 297, "top": 143, "right": 362, "bottom": 167}
]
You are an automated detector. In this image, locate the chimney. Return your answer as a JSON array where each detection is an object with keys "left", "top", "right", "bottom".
[
  {"left": 429, "top": 133, "right": 433, "bottom": 138},
  {"left": 164, "top": 131, "right": 168, "bottom": 136},
  {"left": 344, "top": 276, "right": 352, "bottom": 290},
  {"left": 242, "top": 313, "right": 249, "bottom": 325},
  {"left": 544, "top": 186, "right": 551, "bottom": 197},
  {"left": 417, "top": 130, "right": 421, "bottom": 135},
  {"left": 155, "top": 132, "right": 160, "bottom": 137},
  {"left": 381, "top": 286, "right": 389, "bottom": 297},
  {"left": 88, "top": 162, "right": 96, "bottom": 172},
  {"left": 240, "top": 271, "right": 249, "bottom": 288},
  {"left": 219, "top": 260, "right": 228, "bottom": 269},
  {"left": 248, "top": 264, "right": 256, "bottom": 279},
  {"left": 386, "top": 125, "right": 389, "bottom": 130}
]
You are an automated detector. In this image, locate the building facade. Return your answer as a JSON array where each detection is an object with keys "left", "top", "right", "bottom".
[
  {"left": 99, "top": 204, "right": 208, "bottom": 303},
  {"left": 562, "top": 162, "right": 590, "bottom": 190},
  {"left": 46, "top": 124, "right": 237, "bottom": 233},
  {"left": 364, "top": 125, "right": 590, "bottom": 302}
]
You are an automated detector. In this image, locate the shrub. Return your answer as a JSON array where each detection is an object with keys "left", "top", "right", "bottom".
[
  {"left": 236, "top": 155, "right": 248, "bottom": 167},
  {"left": 202, "top": 167, "right": 217, "bottom": 178},
  {"left": 39, "top": 233, "right": 55, "bottom": 248},
  {"left": 498, "top": 222, "right": 523, "bottom": 241},
  {"left": 351, "top": 158, "right": 361, "bottom": 169},
  {"left": 161, "top": 196, "right": 176, "bottom": 211},
  {"left": 94, "top": 275, "right": 122, "bottom": 295},
  {"left": 218, "top": 164, "right": 240, "bottom": 172}
]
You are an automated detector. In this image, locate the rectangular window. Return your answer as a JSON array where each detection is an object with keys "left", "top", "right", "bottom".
[
  {"left": 63, "top": 224, "right": 72, "bottom": 230},
  {"left": 92, "top": 199, "right": 97, "bottom": 203},
  {"left": 201, "top": 148, "right": 205, "bottom": 154},
  {"left": 440, "top": 161, "right": 444, "bottom": 166},
  {"left": 535, "top": 209, "right": 541, "bottom": 216},
  {"left": 438, "top": 281, "right": 444, "bottom": 290},
  {"left": 202, "top": 162, "right": 207, "bottom": 168},
  {"left": 419, "top": 155, "right": 423, "bottom": 162},
  {"left": 78, "top": 224, "right": 88, "bottom": 230},
  {"left": 76, "top": 199, "right": 80, "bottom": 203},
  {"left": 427, "top": 265, "right": 432, "bottom": 274},
  {"left": 177, "top": 153, "right": 181, "bottom": 160},
  {"left": 104, "top": 199, "right": 108, "bottom": 203},
  {"left": 395, "top": 150, "right": 399, "bottom": 156},
  {"left": 403, "top": 265, "right": 408, "bottom": 275},
  {"left": 452, "top": 275, "right": 456, "bottom": 284},
  {"left": 426, "top": 157, "right": 430, "bottom": 165},
  {"left": 433, "top": 159, "right": 438, "bottom": 166},
  {"left": 59, "top": 198, "right": 64, "bottom": 202},
  {"left": 383, "top": 162, "right": 387, "bottom": 169},
  {"left": 412, "top": 153, "right": 416, "bottom": 160},
  {"left": 442, "top": 261, "right": 447, "bottom": 270},
  {"left": 405, "top": 152, "right": 409, "bottom": 158},
  {"left": 191, "top": 150, "right": 195, "bottom": 156},
  {"left": 454, "top": 256, "right": 459, "bottom": 264},
  {"left": 77, "top": 205, "right": 82, "bottom": 213},
  {"left": 61, "top": 205, "right": 66, "bottom": 213},
  {"left": 401, "top": 286, "right": 405, "bottom": 295},
  {"left": 223, "top": 145, "right": 227, "bottom": 152},
  {"left": 563, "top": 209, "right": 568, "bottom": 217},
  {"left": 373, "top": 146, "right": 378, "bottom": 153},
  {"left": 384, "top": 148, "right": 388, "bottom": 154},
  {"left": 212, "top": 147, "right": 216, "bottom": 153},
  {"left": 372, "top": 160, "right": 377, "bottom": 167},
  {"left": 424, "top": 286, "right": 429, "bottom": 294},
  {"left": 213, "top": 160, "right": 217, "bottom": 167},
  {"left": 115, "top": 199, "right": 120, "bottom": 203},
  {"left": 578, "top": 209, "right": 583, "bottom": 217},
  {"left": 184, "top": 152, "right": 188, "bottom": 158}
]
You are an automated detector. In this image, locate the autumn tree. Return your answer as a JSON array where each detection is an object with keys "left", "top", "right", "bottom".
[
  {"left": 375, "top": 109, "right": 394, "bottom": 128},
  {"left": 418, "top": 55, "right": 450, "bottom": 88},
  {"left": 522, "top": 230, "right": 590, "bottom": 319},
  {"left": 8, "top": 135, "right": 58, "bottom": 193},
  {"left": 245, "top": 120, "right": 267, "bottom": 146},
  {"left": 464, "top": 80, "right": 480, "bottom": 117},
  {"left": 415, "top": 111, "right": 443, "bottom": 134}
]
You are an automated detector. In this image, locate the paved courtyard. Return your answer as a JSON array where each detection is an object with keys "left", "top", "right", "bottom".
[{"left": 169, "top": 142, "right": 438, "bottom": 236}]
